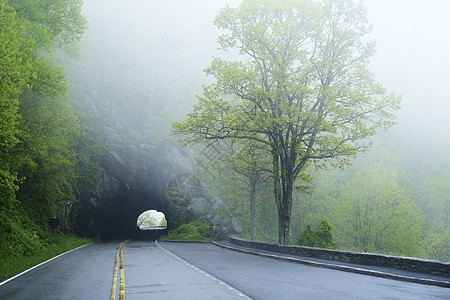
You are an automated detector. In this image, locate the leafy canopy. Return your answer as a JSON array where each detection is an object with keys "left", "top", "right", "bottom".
[
  {"left": 0, "top": 0, "right": 36, "bottom": 210},
  {"left": 174, "top": 0, "right": 399, "bottom": 171},
  {"left": 173, "top": 0, "right": 400, "bottom": 244}
]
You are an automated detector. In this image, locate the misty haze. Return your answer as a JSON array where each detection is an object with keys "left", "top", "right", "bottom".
[{"left": 0, "top": 0, "right": 448, "bottom": 298}]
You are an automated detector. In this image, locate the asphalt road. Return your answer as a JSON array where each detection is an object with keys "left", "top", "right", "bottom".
[
  {"left": 159, "top": 241, "right": 449, "bottom": 300},
  {"left": 0, "top": 241, "right": 248, "bottom": 300},
  {"left": 0, "top": 242, "right": 116, "bottom": 299},
  {"left": 0, "top": 240, "right": 448, "bottom": 299}
]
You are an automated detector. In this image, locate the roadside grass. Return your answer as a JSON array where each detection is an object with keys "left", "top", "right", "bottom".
[{"left": 0, "top": 236, "right": 92, "bottom": 282}]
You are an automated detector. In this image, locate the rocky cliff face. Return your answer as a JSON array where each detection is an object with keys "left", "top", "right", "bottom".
[
  {"left": 73, "top": 124, "right": 242, "bottom": 239},
  {"left": 74, "top": 122, "right": 182, "bottom": 238},
  {"left": 64, "top": 0, "right": 245, "bottom": 239}
]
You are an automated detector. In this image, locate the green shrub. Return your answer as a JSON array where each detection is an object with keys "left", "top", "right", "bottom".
[
  {"left": 161, "top": 217, "right": 212, "bottom": 241},
  {"left": 295, "top": 220, "right": 338, "bottom": 249},
  {"left": 0, "top": 212, "right": 44, "bottom": 262},
  {"left": 168, "top": 187, "right": 191, "bottom": 229}
]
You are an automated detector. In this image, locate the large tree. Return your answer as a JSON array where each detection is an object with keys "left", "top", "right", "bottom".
[{"left": 173, "top": 0, "right": 400, "bottom": 244}]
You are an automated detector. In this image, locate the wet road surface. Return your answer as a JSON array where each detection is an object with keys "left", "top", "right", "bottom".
[
  {"left": 0, "top": 241, "right": 248, "bottom": 300},
  {"left": 122, "top": 240, "right": 249, "bottom": 299},
  {"left": 159, "top": 241, "right": 449, "bottom": 300},
  {"left": 0, "top": 242, "right": 116, "bottom": 299},
  {"left": 0, "top": 240, "right": 448, "bottom": 299}
]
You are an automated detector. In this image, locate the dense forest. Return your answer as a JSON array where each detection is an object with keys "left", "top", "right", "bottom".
[
  {"left": 0, "top": 0, "right": 448, "bottom": 267},
  {"left": 0, "top": 0, "right": 99, "bottom": 263}
]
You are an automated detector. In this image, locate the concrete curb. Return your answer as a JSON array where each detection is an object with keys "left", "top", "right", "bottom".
[{"left": 213, "top": 241, "right": 450, "bottom": 288}]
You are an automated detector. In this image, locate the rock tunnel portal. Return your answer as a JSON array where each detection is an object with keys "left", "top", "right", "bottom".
[{"left": 96, "top": 189, "right": 170, "bottom": 240}]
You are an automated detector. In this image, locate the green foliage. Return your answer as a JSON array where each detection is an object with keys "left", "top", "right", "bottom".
[
  {"left": 75, "top": 133, "right": 104, "bottom": 194},
  {"left": 168, "top": 186, "right": 192, "bottom": 229},
  {"left": 295, "top": 220, "right": 338, "bottom": 249},
  {"left": 423, "top": 230, "right": 450, "bottom": 262},
  {"left": 8, "top": 0, "right": 87, "bottom": 49},
  {"left": 162, "top": 218, "right": 213, "bottom": 242},
  {"left": 0, "top": 0, "right": 35, "bottom": 213},
  {"left": 292, "top": 147, "right": 450, "bottom": 261},
  {"left": 0, "top": 0, "right": 94, "bottom": 264},
  {"left": 332, "top": 163, "right": 425, "bottom": 257},
  {"left": 137, "top": 210, "right": 167, "bottom": 229},
  {"left": 192, "top": 148, "right": 278, "bottom": 243},
  {"left": 14, "top": 90, "right": 84, "bottom": 229},
  {"left": 0, "top": 211, "right": 44, "bottom": 261},
  {"left": 168, "top": 186, "right": 191, "bottom": 206},
  {"left": 70, "top": 132, "right": 104, "bottom": 238},
  {"left": 173, "top": 0, "right": 400, "bottom": 244}
]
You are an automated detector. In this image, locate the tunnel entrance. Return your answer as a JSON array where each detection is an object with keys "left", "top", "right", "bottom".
[
  {"left": 96, "top": 189, "right": 170, "bottom": 240},
  {"left": 137, "top": 210, "right": 167, "bottom": 230},
  {"left": 134, "top": 209, "right": 168, "bottom": 240}
]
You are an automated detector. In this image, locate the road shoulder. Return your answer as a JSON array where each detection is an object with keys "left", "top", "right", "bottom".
[{"left": 213, "top": 240, "right": 450, "bottom": 288}]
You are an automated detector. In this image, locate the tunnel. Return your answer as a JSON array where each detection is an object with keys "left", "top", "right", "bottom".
[
  {"left": 71, "top": 145, "right": 192, "bottom": 240},
  {"left": 96, "top": 188, "right": 171, "bottom": 240},
  {"left": 77, "top": 145, "right": 180, "bottom": 241}
]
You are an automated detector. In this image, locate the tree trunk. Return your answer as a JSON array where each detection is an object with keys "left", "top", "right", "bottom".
[
  {"left": 272, "top": 152, "right": 283, "bottom": 243},
  {"left": 273, "top": 151, "right": 294, "bottom": 245},
  {"left": 278, "top": 207, "right": 291, "bottom": 245},
  {"left": 249, "top": 174, "right": 257, "bottom": 241},
  {"left": 278, "top": 173, "right": 294, "bottom": 245}
]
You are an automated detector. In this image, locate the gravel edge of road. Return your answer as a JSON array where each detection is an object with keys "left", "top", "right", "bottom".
[{"left": 213, "top": 241, "right": 450, "bottom": 288}]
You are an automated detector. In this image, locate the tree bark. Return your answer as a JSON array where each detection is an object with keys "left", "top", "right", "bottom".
[
  {"left": 273, "top": 151, "right": 294, "bottom": 245},
  {"left": 278, "top": 207, "right": 291, "bottom": 245},
  {"left": 272, "top": 152, "right": 283, "bottom": 243},
  {"left": 249, "top": 174, "right": 257, "bottom": 241},
  {"left": 279, "top": 168, "right": 294, "bottom": 245}
]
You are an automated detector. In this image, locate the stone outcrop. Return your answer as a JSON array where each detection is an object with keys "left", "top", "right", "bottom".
[
  {"left": 68, "top": 69, "right": 241, "bottom": 238},
  {"left": 76, "top": 141, "right": 177, "bottom": 238},
  {"left": 74, "top": 130, "right": 242, "bottom": 238},
  {"left": 168, "top": 173, "right": 224, "bottom": 222},
  {"left": 208, "top": 216, "right": 243, "bottom": 239}
]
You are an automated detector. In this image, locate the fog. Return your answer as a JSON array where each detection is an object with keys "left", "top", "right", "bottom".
[
  {"left": 69, "top": 0, "right": 450, "bottom": 197},
  {"left": 62, "top": 0, "right": 449, "bottom": 255},
  {"left": 365, "top": 0, "right": 450, "bottom": 138},
  {"left": 73, "top": 0, "right": 450, "bottom": 142},
  {"left": 66, "top": 0, "right": 241, "bottom": 142}
]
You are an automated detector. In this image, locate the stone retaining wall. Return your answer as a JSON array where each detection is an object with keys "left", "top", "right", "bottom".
[{"left": 229, "top": 236, "right": 450, "bottom": 277}]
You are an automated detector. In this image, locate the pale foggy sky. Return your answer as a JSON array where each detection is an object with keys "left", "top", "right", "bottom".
[
  {"left": 80, "top": 0, "right": 450, "bottom": 137},
  {"left": 364, "top": 0, "right": 450, "bottom": 134}
]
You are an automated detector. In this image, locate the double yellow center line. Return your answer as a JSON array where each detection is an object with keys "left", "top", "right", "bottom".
[{"left": 111, "top": 240, "right": 130, "bottom": 300}]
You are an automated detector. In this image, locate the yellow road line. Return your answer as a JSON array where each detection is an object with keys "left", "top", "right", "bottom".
[
  {"left": 111, "top": 240, "right": 130, "bottom": 300},
  {"left": 111, "top": 243, "right": 121, "bottom": 300},
  {"left": 120, "top": 240, "right": 129, "bottom": 300}
]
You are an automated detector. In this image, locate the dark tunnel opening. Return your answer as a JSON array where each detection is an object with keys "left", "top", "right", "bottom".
[{"left": 96, "top": 189, "right": 170, "bottom": 240}]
